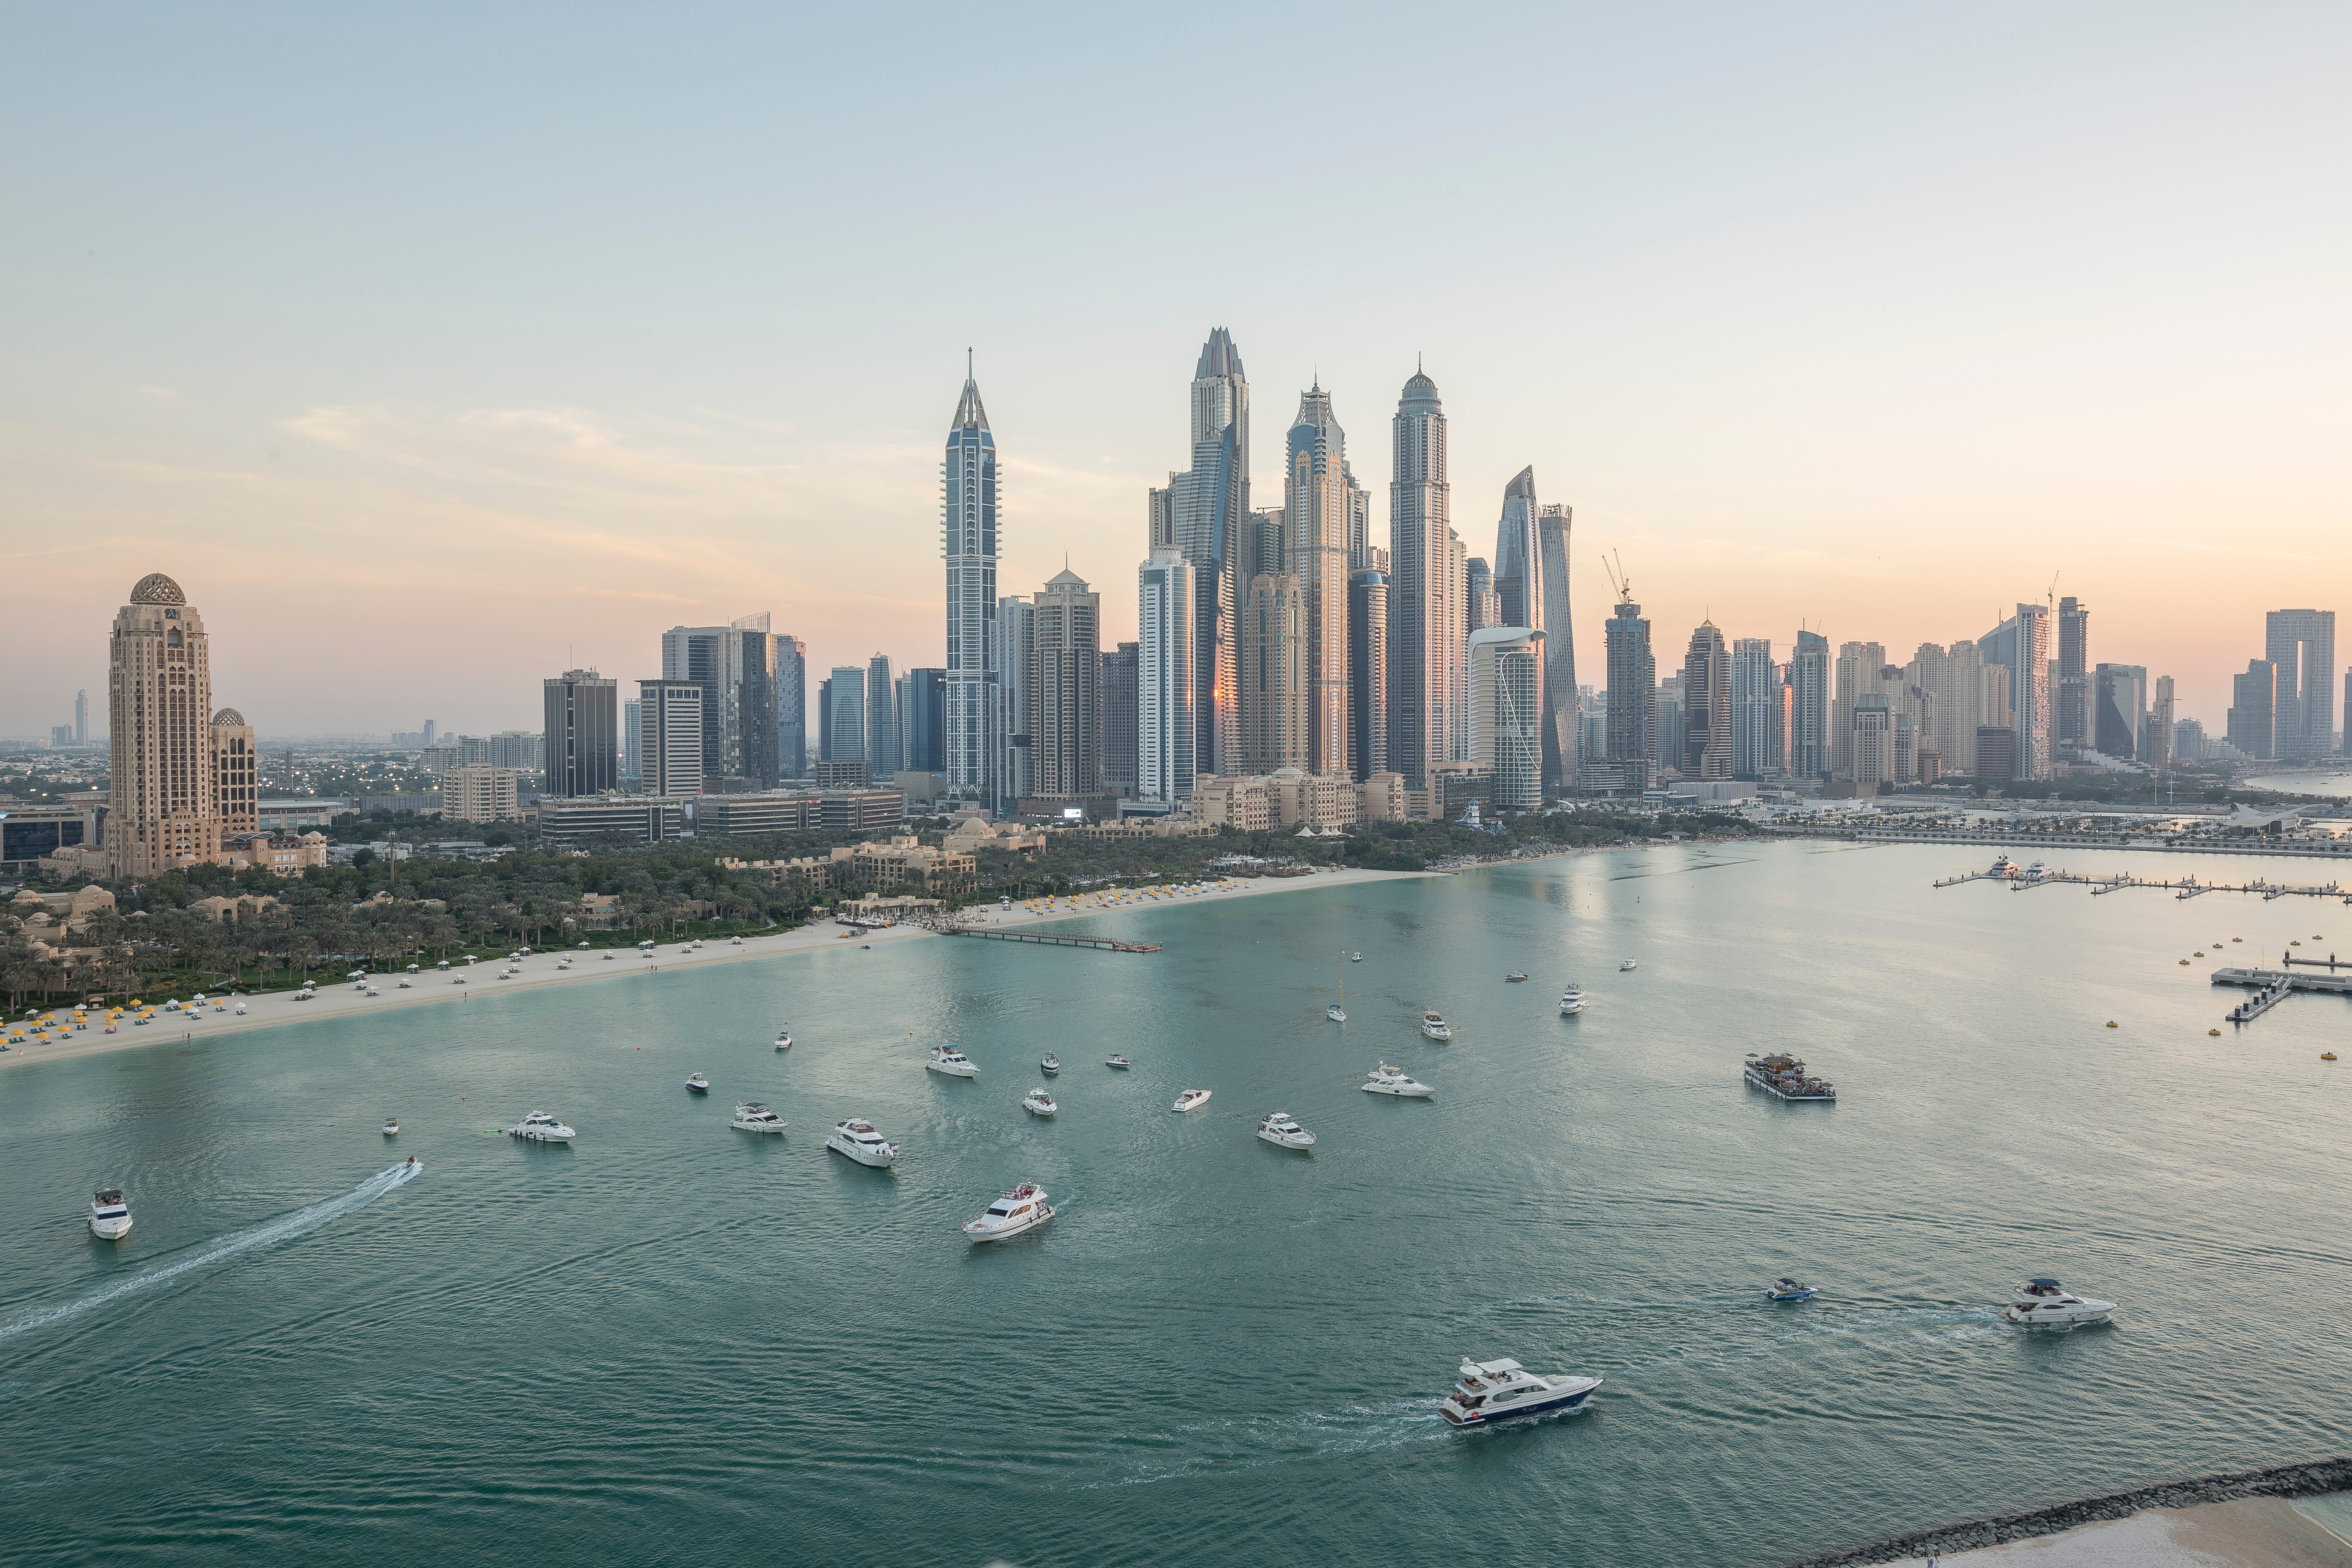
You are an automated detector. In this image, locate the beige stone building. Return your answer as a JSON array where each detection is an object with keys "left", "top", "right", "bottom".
[
  {"left": 221, "top": 832, "right": 330, "bottom": 876},
  {"left": 443, "top": 764, "right": 522, "bottom": 823},
  {"left": 108, "top": 574, "right": 223, "bottom": 876},
  {"left": 212, "top": 709, "right": 258, "bottom": 834},
  {"left": 1192, "top": 768, "right": 1406, "bottom": 831}
]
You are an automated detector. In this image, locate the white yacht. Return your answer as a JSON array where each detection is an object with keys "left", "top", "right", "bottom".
[
  {"left": 2024, "top": 861, "right": 2048, "bottom": 880},
  {"left": 383, "top": 1117, "right": 399, "bottom": 1137},
  {"left": 505, "top": 1112, "right": 575, "bottom": 1144},
  {"left": 1105, "top": 1054, "right": 1131, "bottom": 1069},
  {"left": 1439, "top": 1356, "right": 1603, "bottom": 1427},
  {"left": 961, "top": 1181, "right": 1054, "bottom": 1242},
  {"left": 1619, "top": 958, "right": 1637, "bottom": 971},
  {"left": 89, "top": 1188, "right": 132, "bottom": 1240},
  {"left": 1172, "top": 1088, "right": 1212, "bottom": 1113},
  {"left": 927, "top": 1045, "right": 980, "bottom": 1078},
  {"left": 1560, "top": 984, "right": 1585, "bottom": 1014},
  {"left": 1363, "top": 1064, "right": 1434, "bottom": 1098},
  {"left": 826, "top": 1117, "right": 900, "bottom": 1167},
  {"left": 1040, "top": 1054, "right": 1060, "bottom": 1075},
  {"left": 1326, "top": 1003, "right": 1347, "bottom": 1023},
  {"left": 1420, "top": 1011, "right": 1452, "bottom": 1040},
  {"left": 1350, "top": 952, "right": 1363, "bottom": 962},
  {"left": 2000, "top": 1278, "right": 2115, "bottom": 1326},
  {"left": 685, "top": 1073, "right": 710, "bottom": 1094},
  {"left": 731, "top": 1103, "right": 788, "bottom": 1134},
  {"left": 1021, "top": 1088, "right": 1057, "bottom": 1117},
  {"left": 774, "top": 1030, "right": 792, "bottom": 1051},
  {"left": 1256, "top": 1112, "right": 1315, "bottom": 1150}
]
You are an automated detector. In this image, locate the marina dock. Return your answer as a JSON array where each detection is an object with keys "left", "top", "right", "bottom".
[
  {"left": 1935, "top": 867, "right": 2352, "bottom": 903},
  {"left": 2211, "top": 964, "right": 2352, "bottom": 1026},
  {"left": 941, "top": 927, "right": 1162, "bottom": 954}
]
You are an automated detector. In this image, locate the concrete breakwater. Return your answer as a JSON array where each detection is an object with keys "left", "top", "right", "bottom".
[{"left": 1781, "top": 1457, "right": 2352, "bottom": 1566}]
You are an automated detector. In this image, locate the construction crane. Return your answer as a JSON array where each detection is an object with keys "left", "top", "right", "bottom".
[
  {"left": 1603, "top": 550, "right": 1633, "bottom": 606},
  {"left": 2047, "top": 570, "right": 2060, "bottom": 613}
]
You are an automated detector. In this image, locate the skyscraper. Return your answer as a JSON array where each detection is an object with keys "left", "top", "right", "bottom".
[
  {"left": 1492, "top": 468, "right": 1540, "bottom": 631},
  {"left": 2013, "top": 602, "right": 2052, "bottom": 779},
  {"left": 1536, "top": 503, "right": 1573, "bottom": 787},
  {"left": 638, "top": 679, "right": 705, "bottom": 798},
  {"left": 1240, "top": 571, "right": 1306, "bottom": 773},
  {"left": 2094, "top": 663, "right": 2147, "bottom": 761},
  {"left": 1469, "top": 627, "right": 1543, "bottom": 810},
  {"left": 1285, "top": 381, "right": 1352, "bottom": 777},
  {"left": 1348, "top": 568, "right": 1389, "bottom": 781},
  {"left": 943, "top": 358, "right": 998, "bottom": 808},
  {"left": 2265, "top": 609, "right": 2338, "bottom": 761},
  {"left": 902, "top": 668, "right": 947, "bottom": 775},
  {"left": 866, "top": 654, "right": 900, "bottom": 777},
  {"left": 1791, "top": 630, "right": 1830, "bottom": 779},
  {"left": 1151, "top": 328, "right": 1248, "bottom": 779},
  {"left": 775, "top": 634, "right": 807, "bottom": 778},
  {"left": 1730, "top": 638, "right": 1777, "bottom": 778},
  {"left": 1831, "top": 641, "right": 1887, "bottom": 780},
  {"left": 544, "top": 668, "right": 619, "bottom": 798},
  {"left": 2229, "top": 660, "right": 2277, "bottom": 759},
  {"left": 73, "top": 688, "right": 87, "bottom": 745},
  {"left": 825, "top": 666, "right": 865, "bottom": 764},
  {"left": 1682, "top": 621, "right": 1731, "bottom": 779},
  {"left": 2056, "top": 596, "right": 2090, "bottom": 753},
  {"left": 994, "top": 595, "right": 1035, "bottom": 813},
  {"left": 1137, "top": 548, "right": 1195, "bottom": 803},
  {"left": 662, "top": 617, "right": 779, "bottom": 788},
  {"left": 1031, "top": 569, "right": 1101, "bottom": 799},
  {"left": 1101, "top": 644, "right": 1139, "bottom": 797},
  {"left": 1603, "top": 591, "right": 1655, "bottom": 787},
  {"left": 1387, "top": 366, "right": 1459, "bottom": 789},
  {"left": 107, "top": 574, "right": 221, "bottom": 875},
  {"left": 1465, "top": 558, "right": 1497, "bottom": 634},
  {"left": 2149, "top": 675, "right": 2176, "bottom": 771},
  {"left": 623, "top": 698, "right": 641, "bottom": 783}
]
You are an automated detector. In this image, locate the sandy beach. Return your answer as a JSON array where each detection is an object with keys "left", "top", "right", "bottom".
[
  {"left": 1891, "top": 1495, "right": 2352, "bottom": 1567},
  {"left": 0, "top": 864, "right": 1434, "bottom": 1074}
]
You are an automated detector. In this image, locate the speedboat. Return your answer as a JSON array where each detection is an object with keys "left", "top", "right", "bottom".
[
  {"left": 383, "top": 1118, "right": 399, "bottom": 1137},
  {"left": 1350, "top": 952, "right": 1363, "bottom": 962},
  {"left": 1504, "top": 972, "right": 1528, "bottom": 983},
  {"left": 2001, "top": 1278, "right": 2114, "bottom": 1326},
  {"left": 506, "top": 1112, "right": 576, "bottom": 1144},
  {"left": 1326, "top": 1003, "right": 1347, "bottom": 1023},
  {"left": 1420, "top": 1011, "right": 1452, "bottom": 1040},
  {"left": 1256, "top": 1111, "right": 1314, "bottom": 1149},
  {"left": 961, "top": 1181, "right": 1054, "bottom": 1242},
  {"left": 1439, "top": 1356, "right": 1602, "bottom": 1427},
  {"left": 1105, "top": 1055, "right": 1130, "bottom": 1069},
  {"left": 1021, "top": 1089, "right": 1057, "bottom": 1117},
  {"left": 685, "top": 1073, "right": 711, "bottom": 1094},
  {"left": 1764, "top": 1278, "right": 1816, "bottom": 1303},
  {"left": 1040, "top": 1054, "right": 1060, "bottom": 1075},
  {"left": 89, "top": 1188, "right": 132, "bottom": 1240},
  {"left": 774, "top": 1030, "right": 792, "bottom": 1051},
  {"left": 927, "top": 1045, "right": 980, "bottom": 1078},
  {"left": 1363, "top": 1064, "right": 1434, "bottom": 1098},
  {"left": 1172, "top": 1088, "right": 1212, "bottom": 1113},
  {"left": 826, "top": 1118, "right": 900, "bottom": 1167},
  {"left": 731, "top": 1103, "right": 788, "bottom": 1134},
  {"left": 1618, "top": 959, "right": 1637, "bottom": 971},
  {"left": 1560, "top": 985, "right": 1584, "bottom": 1014}
]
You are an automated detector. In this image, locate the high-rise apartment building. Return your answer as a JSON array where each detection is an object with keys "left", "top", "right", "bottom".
[
  {"left": 1137, "top": 548, "right": 1195, "bottom": 803},
  {"left": 2056, "top": 596, "right": 2090, "bottom": 753},
  {"left": 1603, "top": 594, "right": 1655, "bottom": 787},
  {"left": 1465, "top": 558, "right": 1498, "bottom": 634},
  {"left": 823, "top": 666, "right": 865, "bottom": 764},
  {"left": 1493, "top": 468, "right": 1540, "bottom": 630},
  {"left": 661, "top": 618, "right": 780, "bottom": 788},
  {"left": 1729, "top": 638, "right": 1777, "bottom": 778},
  {"left": 1348, "top": 569, "right": 1388, "bottom": 781},
  {"left": 73, "top": 688, "right": 87, "bottom": 745},
  {"left": 1387, "top": 367, "right": 1460, "bottom": 789},
  {"left": 107, "top": 574, "right": 222, "bottom": 875},
  {"left": 1469, "top": 627, "right": 1543, "bottom": 810},
  {"left": 2265, "top": 609, "right": 2337, "bottom": 761},
  {"left": 994, "top": 596, "right": 1035, "bottom": 813},
  {"left": 1905, "top": 641, "right": 1987, "bottom": 777},
  {"left": 2149, "top": 676, "right": 2176, "bottom": 770},
  {"left": 1031, "top": 569, "right": 1101, "bottom": 800},
  {"left": 866, "top": 654, "right": 900, "bottom": 778},
  {"left": 944, "top": 360, "right": 998, "bottom": 807},
  {"left": 1100, "top": 644, "right": 1139, "bottom": 797},
  {"left": 1536, "top": 502, "right": 1573, "bottom": 787},
  {"left": 2094, "top": 663, "right": 2147, "bottom": 761},
  {"left": 901, "top": 668, "right": 947, "bottom": 775},
  {"left": 2228, "top": 660, "right": 2277, "bottom": 759},
  {"left": 1791, "top": 630, "right": 1830, "bottom": 779},
  {"left": 2013, "top": 603, "right": 2051, "bottom": 780},
  {"left": 1285, "top": 382, "right": 1352, "bottom": 777},
  {"left": 1655, "top": 676, "right": 1686, "bottom": 774},
  {"left": 1682, "top": 621, "right": 1731, "bottom": 779},
  {"left": 1151, "top": 328, "right": 1248, "bottom": 779},
  {"left": 1831, "top": 641, "right": 1887, "bottom": 779},
  {"left": 443, "top": 764, "right": 520, "bottom": 823},
  {"left": 1853, "top": 701, "right": 1894, "bottom": 789},
  {"left": 622, "top": 698, "right": 641, "bottom": 784},
  {"left": 637, "top": 679, "right": 705, "bottom": 797},
  {"left": 1241, "top": 572, "right": 1307, "bottom": 773}
]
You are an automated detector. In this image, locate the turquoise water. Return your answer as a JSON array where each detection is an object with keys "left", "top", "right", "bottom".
[{"left": 5, "top": 842, "right": 2350, "bottom": 1566}]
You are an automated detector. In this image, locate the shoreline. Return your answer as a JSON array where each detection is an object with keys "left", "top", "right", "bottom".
[{"left": 0, "top": 864, "right": 1434, "bottom": 1075}]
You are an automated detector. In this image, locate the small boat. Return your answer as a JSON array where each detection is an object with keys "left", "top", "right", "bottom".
[
  {"left": 383, "top": 1118, "right": 399, "bottom": 1137},
  {"left": 1326, "top": 1003, "right": 1347, "bottom": 1023},
  {"left": 1363, "top": 1063, "right": 1434, "bottom": 1098},
  {"left": 1349, "top": 952, "right": 1363, "bottom": 962},
  {"left": 1619, "top": 959, "right": 1637, "bottom": 971},
  {"left": 89, "top": 1188, "right": 132, "bottom": 1240},
  {"left": 685, "top": 1073, "right": 711, "bottom": 1093},
  {"left": 1256, "top": 1111, "right": 1314, "bottom": 1150},
  {"left": 961, "top": 1181, "right": 1054, "bottom": 1242},
  {"left": 1022, "top": 1089, "right": 1057, "bottom": 1117},
  {"left": 2324, "top": 1053, "right": 2338, "bottom": 1061},
  {"left": 1420, "top": 1011, "right": 1452, "bottom": 1041},
  {"left": 1560, "top": 985, "right": 1584, "bottom": 1014},
  {"left": 1040, "top": 1054, "right": 1061, "bottom": 1075},
  {"left": 825, "top": 1117, "right": 899, "bottom": 1167},
  {"left": 1172, "top": 1088, "right": 1211, "bottom": 1113},
  {"left": 2000, "top": 1278, "right": 2115, "bottom": 1326},
  {"left": 506, "top": 1112, "right": 576, "bottom": 1144},
  {"left": 927, "top": 1045, "right": 980, "bottom": 1078},
  {"left": 1504, "top": 972, "right": 1528, "bottom": 983},
  {"left": 1105, "top": 1055, "right": 1130, "bottom": 1069},
  {"left": 774, "top": 1030, "right": 793, "bottom": 1051},
  {"left": 1439, "top": 1356, "right": 1602, "bottom": 1427},
  {"left": 1764, "top": 1278, "right": 1816, "bottom": 1303},
  {"left": 731, "top": 1102, "right": 788, "bottom": 1134}
]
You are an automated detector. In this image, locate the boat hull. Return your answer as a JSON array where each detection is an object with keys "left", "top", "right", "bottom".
[
  {"left": 1363, "top": 1083, "right": 1434, "bottom": 1098},
  {"left": 1441, "top": 1385, "right": 1598, "bottom": 1427},
  {"left": 1257, "top": 1131, "right": 1314, "bottom": 1149},
  {"left": 826, "top": 1138, "right": 897, "bottom": 1167},
  {"left": 963, "top": 1205, "right": 1053, "bottom": 1242},
  {"left": 90, "top": 1217, "right": 131, "bottom": 1240}
]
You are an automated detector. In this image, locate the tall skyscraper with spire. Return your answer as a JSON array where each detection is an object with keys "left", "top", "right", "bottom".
[
  {"left": 943, "top": 355, "right": 997, "bottom": 809},
  {"left": 1286, "top": 381, "right": 1351, "bottom": 776},
  {"left": 1536, "top": 503, "right": 1574, "bottom": 787},
  {"left": 1387, "top": 365, "right": 1459, "bottom": 789},
  {"left": 1493, "top": 467, "right": 1541, "bottom": 630},
  {"left": 1150, "top": 329, "right": 1248, "bottom": 779}
]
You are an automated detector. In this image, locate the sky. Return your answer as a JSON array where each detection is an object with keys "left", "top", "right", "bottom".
[{"left": 5, "top": 2, "right": 2349, "bottom": 740}]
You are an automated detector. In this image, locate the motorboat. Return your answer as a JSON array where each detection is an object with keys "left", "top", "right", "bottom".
[
  {"left": 685, "top": 1073, "right": 711, "bottom": 1094},
  {"left": 1105, "top": 1055, "right": 1131, "bottom": 1069},
  {"left": 1991, "top": 853, "right": 2015, "bottom": 874},
  {"left": 731, "top": 1103, "right": 788, "bottom": 1134},
  {"left": 383, "top": 1118, "right": 399, "bottom": 1137},
  {"left": 2024, "top": 861, "right": 2048, "bottom": 880},
  {"left": 826, "top": 1117, "right": 900, "bottom": 1167},
  {"left": 1172, "top": 1088, "right": 1212, "bottom": 1113},
  {"left": 1764, "top": 1278, "right": 1816, "bottom": 1302},
  {"left": 1420, "top": 1011, "right": 1452, "bottom": 1041},
  {"left": 89, "top": 1188, "right": 132, "bottom": 1240},
  {"left": 1504, "top": 972, "right": 1528, "bottom": 983},
  {"left": 1040, "top": 1054, "right": 1060, "bottom": 1075},
  {"left": 506, "top": 1112, "right": 576, "bottom": 1144},
  {"left": 1438, "top": 1356, "right": 1602, "bottom": 1427},
  {"left": 774, "top": 1030, "right": 792, "bottom": 1051},
  {"left": 1349, "top": 952, "right": 1363, "bottom": 962},
  {"left": 1618, "top": 959, "right": 1637, "bottom": 971},
  {"left": 1363, "top": 1064, "right": 1434, "bottom": 1098},
  {"left": 961, "top": 1181, "right": 1054, "bottom": 1242},
  {"left": 1022, "top": 1089, "right": 1058, "bottom": 1117},
  {"left": 1560, "top": 985, "right": 1584, "bottom": 1014},
  {"left": 927, "top": 1045, "right": 980, "bottom": 1078},
  {"left": 1326, "top": 1003, "right": 1347, "bottom": 1023},
  {"left": 1256, "top": 1111, "right": 1315, "bottom": 1150},
  {"left": 2001, "top": 1278, "right": 2114, "bottom": 1326}
]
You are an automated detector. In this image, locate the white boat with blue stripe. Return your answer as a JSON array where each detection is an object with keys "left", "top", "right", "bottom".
[{"left": 1439, "top": 1356, "right": 1602, "bottom": 1427}]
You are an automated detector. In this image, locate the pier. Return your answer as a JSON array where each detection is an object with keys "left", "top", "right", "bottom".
[
  {"left": 941, "top": 927, "right": 1162, "bottom": 954},
  {"left": 1934, "top": 868, "right": 2352, "bottom": 903},
  {"left": 2210, "top": 964, "right": 2352, "bottom": 1026}
]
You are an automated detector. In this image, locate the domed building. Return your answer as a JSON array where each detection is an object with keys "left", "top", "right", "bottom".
[{"left": 106, "top": 574, "right": 256, "bottom": 875}]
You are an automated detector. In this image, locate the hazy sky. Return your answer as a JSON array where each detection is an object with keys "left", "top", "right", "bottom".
[{"left": 7, "top": 3, "right": 2349, "bottom": 739}]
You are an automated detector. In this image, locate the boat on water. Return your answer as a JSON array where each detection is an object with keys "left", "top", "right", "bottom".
[
  {"left": 506, "top": 1112, "right": 576, "bottom": 1144},
  {"left": 1172, "top": 1088, "right": 1212, "bottom": 1113},
  {"left": 1022, "top": 1089, "right": 1057, "bottom": 1117},
  {"left": 1349, "top": 952, "right": 1363, "bottom": 962},
  {"left": 89, "top": 1188, "right": 132, "bottom": 1240},
  {"left": 1438, "top": 1356, "right": 1602, "bottom": 1427},
  {"left": 1420, "top": 1011, "right": 1452, "bottom": 1041},
  {"left": 1256, "top": 1112, "right": 1315, "bottom": 1150},
  {"left": 961, "top": 1181, "right": 1054, "bottom": 1242},
  {"left": 1363, "top": 1063, "right": 1434, "bottom": 1098},
  {"left": 685, "top": 1073, "right": 711, "bottom": 1094},
  {"left": 1764, "top": 1278, "right": 1816, "bottom": 1302},
  {"left": 1041, "top": 1054, "right": 1060, "bottom": 1075},
  {"left": 383, "top": 1118, "right": 399, "bottom": 1137},
  {"left": 1619, "top": 958, "right": 1637, "bottom": 972},
  {"left": 1504, "top": 972, "right": 1528, "bottom": 983},
  {"left": 1991, "top": 853, "right": 2015, "bottom": 875},
  {"left": 1105, "top": 1055, "right": 1131, "bottom": 1069},
  {"left": 1326, "top": 1003, "right": 1347, "bottom": 1023},
  {"left": 2001, "top": 1278, "right": 2114, "bottom": 1326},
  {"left": 1744, "top": 1053, "right": 1835, "bottom": 1102},
  {"left": 927, "top": 1045, "right": 980, "bottom": 1078},
  {"left": 826, "top": 1118, "right": 899, "bottom": 1167},
  {"left": 1560, "top": 985, "right": 1584, "bottom": 1014},
  {"left": 774, "top": 1030, "right": 793, "bottom": 1051},
  {"left": 731, "top": 1103, "right": 788, "bottom": 1134},
  {"left": 2024, "top": 861, "right": 2048, "bottom": 880}
]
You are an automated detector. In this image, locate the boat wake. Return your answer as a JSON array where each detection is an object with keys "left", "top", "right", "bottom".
[{"left": 0, "top": 1162, "right": 422, "bottom": 1347}]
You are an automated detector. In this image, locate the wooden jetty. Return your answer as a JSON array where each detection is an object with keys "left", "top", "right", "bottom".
[
  {"left": 1934, "top": 868, "right": 2352, "bottom": 903},
  {"left": 943, "top": 926, "right": 1161, "bottom": 954}
]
